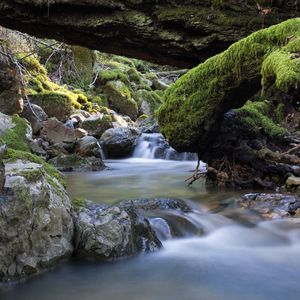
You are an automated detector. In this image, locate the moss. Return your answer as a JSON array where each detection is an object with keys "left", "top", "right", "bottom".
[
  {"left": 20, "top": 168, "right": 43, "bottom": 182},
  {"left": 72, "top": 46, "right": 95, "bottom": 88},
  {"left": 0, "top": 115, "right": 30, "bottom": 152},
  {"left": 98, "top": 69, "right": 128, "bottom": 85},
  {"left": 112, "top": 56, "right": 135, "bottom": 68},
  {"left": 127, "top": 68, "right": 142, "bottom": 83},
  {"left": 104, "top": 80, "right": 138, "bottom": 120},
  {"left": 236, "top": 101, "right": 286, "bottom": 137},
  {"left": 135, "top": 89, "right": 163, "bottom": 114},
  {"left": 72, "top": 197, "right": 87, "bottom": 209},
  {"left": 275, "top": 103, "right": 286, "bottom": 123},
  {"left": 15, "top": 187, "right": 32, "bottom": 211},
  {"left": 157, "top": 18, "right": 300, "bottom": 152},
  {"left": 16, "top": 53, "right": 47, "bottom": 76},
  {"left": 4, "top": 148, "right": 66, "bottom": 187},
  {"left": 261, "top": 49, "right": 300, "bottom": 92}
]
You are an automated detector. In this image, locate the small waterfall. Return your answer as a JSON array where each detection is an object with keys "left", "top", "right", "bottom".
[
  {"left": 133, "top": 133, "right": 197, "bottom": 161},
  {"left": 97, "top": 141, "right": 106, "bottom": 160}
]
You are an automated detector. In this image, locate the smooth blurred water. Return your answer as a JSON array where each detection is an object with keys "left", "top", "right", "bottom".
[{"left": 1, "top": 159, "right": 300, "bottom": 300}]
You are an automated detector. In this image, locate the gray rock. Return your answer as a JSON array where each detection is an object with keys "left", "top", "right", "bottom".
[
  {"left": 74, "top": 201, "right": 162, "bottom": 260},
  {"left": 41, "top": 117, "right": 76, "bottom": 144},
  {"left": 48, "top": 154, "right": 105, "bottom": 172},
  {"left": 0, "top": 159, "right": 74, "bottom": 281},
  {"left": 21, "top": 103, "right": 48, "bottom": 135},
  {"left": 100, "top": 127, "right": 140, "bottom": 158},
  {"left": 74, "top": 136, "right": 101, "bottom": 158}
]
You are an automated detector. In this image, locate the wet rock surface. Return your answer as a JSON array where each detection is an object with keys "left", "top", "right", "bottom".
[
  {"left": 239, "top": 193, "right": 300, "bottom": 219},
  {"left": 73, "top": 201, "right": 162, "bottom": 260}
]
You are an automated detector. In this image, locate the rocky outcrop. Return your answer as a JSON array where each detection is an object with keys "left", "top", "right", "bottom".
[
  {"left": 73, "top": 201, "right": 162, "bottom": 260},
  {"left": 0, "top": 61, "right": 23, "bottom": 115},
  {"left": 0, "top": 157, "right": 74, "bottom": 280},
  {"left": 0, "top": 1, "right": 295, "bottom": 67},
  {"left": 100, "top": 127, "right": 140, "bottom": 158}
]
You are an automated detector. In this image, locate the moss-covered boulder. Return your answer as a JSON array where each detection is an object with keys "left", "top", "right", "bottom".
[
  {"left": 29, "top": 91, "right": 74, "bottom": 122},
  {"left": 0, "top": 151, "right": 73, "bottom": 280},
  {"left": 157, "top": 18, "right": 300, "bottom": 154},
  {"left": 104, "top": 80, "right": 138, "bottom": 120},
  {"left": 81, "top": 114, "right": 113, "bottom": 138},
  {"left": 0, "top": 113, "right": 32, "bottom": 152},
  {"left": 135, "top": 89, "right": 163, "bottom": 115}
]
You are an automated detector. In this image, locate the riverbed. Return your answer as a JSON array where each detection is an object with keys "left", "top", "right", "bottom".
[{"left": 1, "top": 159, "right": 300, "bottom": 300}]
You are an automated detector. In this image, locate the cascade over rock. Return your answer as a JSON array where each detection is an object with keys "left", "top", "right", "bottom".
[{"left": 0, "top": 1, "right": 296, "bottom": 67}]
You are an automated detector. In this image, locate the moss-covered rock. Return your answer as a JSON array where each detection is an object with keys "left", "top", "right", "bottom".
[
  {"left": 0, "top": 114, "right": 31, "bottom": 152},
  {"left": 30, "top": 91, "right": 74, "bottom": 122},
  {"left": 81, "top": 115, "right": 113, "bottom": 138},
  {"left": 135, "top": 89, "right": 163, "bottom": 115},
  {"left": 104, "top": 80, "right": 138, "bottom": 120},
  {"left": 0, "top": 157, "right": 73, "bottom": 280},
  {"left": 157, "top": 18, "right": 300, "bottom": 153}
]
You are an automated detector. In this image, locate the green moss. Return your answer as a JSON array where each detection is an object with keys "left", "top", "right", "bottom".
[
  {"left": 275, "top": 103, "right": 286, "bottom": 123},
  {"left": 104, "top": 80, "right": 138, "bottom": 120},
  {"left": 72, "top": 197, "right": 87, "bottom": 209},
  {"left": 20, "top": 168, "right": 43, "bottom": 182},
  {"left": 135, "top": 89, "right": 163, "bottom": 114},
  {"left": 236, "top": 101, "right": 286, "bottom": 137},
  {"left": 112, "top": 56, "right": 135, "bottom": 68},
  {"left": 4, "top": 148, "right": 66, "bottom": 187},
  {"left": 16, "top": 53, "right": 47, "bottom": 76},
  {"left": 127, "top": 68, "right": 142, "bottom": 83},
  {"left": 72, "top": 46, "right": 95, "bottom": 88},
  {"left": 157, "top": 18, "right": 300, "bottom": 151},
  {"left": 98, "top": 69, "right": 128, "bottom": 85},
  {"left": 15, "top": 187, "right": 32, "bottom": 211},
  {"left": 0, "top": 115, "right": 30, "bottom": 152}
]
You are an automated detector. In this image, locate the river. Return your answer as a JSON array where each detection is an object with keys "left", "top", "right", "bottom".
[{"left": 1, "top": 158, "right": 300, "bottom": 300}]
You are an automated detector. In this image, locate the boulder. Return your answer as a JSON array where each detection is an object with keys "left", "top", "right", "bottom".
[
  {"left": 0, "top": 61, "right": 23, "bottom": 115},
  {"left": 48, "top": 154, "right": 105, "bottom": 172},
  {"left": 0, "top": 158, "right": 74, "bottom": 280},
  {"left": 74, "top": 136, "right": 101, "bottom": 158},
  {"left": 30, "top": 92, "right": 73, "bottom": 122},
  {"left": 100, "top": 127, "right": 140, "bottom": 158},
  {"left": 74, "top": 201, "right": 162, "bottom": 260},
  {"left": 41, "top": 117, "right": 76, "bottom": 144},
  {"left": 81, "top": 114, "right": 113, "bottom": 138},
  {"left": 104, "top": 80, "right": 138, "bottom": 120},
  {"left": 21, "top": 103, "right": 48, "bottom": 135}
]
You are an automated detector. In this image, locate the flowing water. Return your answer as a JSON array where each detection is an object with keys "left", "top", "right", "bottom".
[{"left": 1, "top": 158, "right": 300, "bottom": 300}]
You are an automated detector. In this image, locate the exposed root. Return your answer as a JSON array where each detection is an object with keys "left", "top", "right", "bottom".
[{"left": 185, "top": 158, "right": 206, "bottom": 186}]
